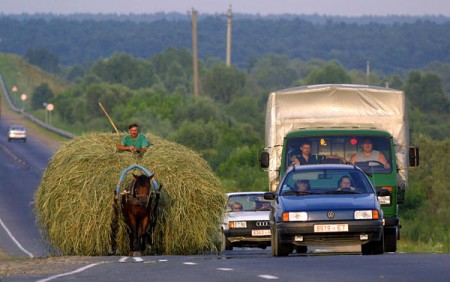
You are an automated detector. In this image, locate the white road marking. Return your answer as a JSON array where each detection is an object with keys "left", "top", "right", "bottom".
[
  {"left": 217, "top": 268, "right": 234, "bottom": 271},
  {"left": 36, "top": 263, "right": 102, "bottom": 282},
  {"left": 183, "top": 262, "right": 198, "bottom": 265},
  {"left": 119, "top": 256, "right": 144, "bottom": 262},
  {"left": 119, "top": 257, "right": 128, "bottom": 262},
  {"left": 0, "top": 217, "right": 34, "bottom": 258},
  {"left": 258, "top": 274, "right": 279, "bottom": 280}
]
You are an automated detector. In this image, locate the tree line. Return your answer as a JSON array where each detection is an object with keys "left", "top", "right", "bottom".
[{"left": 0, "top": 14, "right": 450, "bottom": 74}]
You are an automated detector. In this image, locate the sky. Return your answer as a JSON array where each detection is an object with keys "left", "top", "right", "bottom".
[{"left": 1, "top": 0, "right": 450, "bottom": 17}]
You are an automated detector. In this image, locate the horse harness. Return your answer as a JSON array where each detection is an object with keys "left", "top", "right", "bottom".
[{"left": 121, "top": 179, "right": 153, "bottom": 208}]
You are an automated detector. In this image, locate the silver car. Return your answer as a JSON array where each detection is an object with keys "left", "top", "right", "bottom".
[
  {"left": 8, "top": 125, "right": 27, "bottom": 142},
  {"left": 221, "top": 192, "right": 271, "bottom": 251}
]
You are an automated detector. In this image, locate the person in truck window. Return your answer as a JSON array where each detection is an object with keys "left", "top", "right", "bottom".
[
  {"left": 292, "top": 140, "right": 344, "bottom": 165},
  {"left": 350, "top": 138, "right": 390, "bottom": 168}
]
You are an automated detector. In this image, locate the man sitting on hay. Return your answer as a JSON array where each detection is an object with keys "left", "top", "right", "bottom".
[{"left": 117, "top": 123, "right": 150, "bottom": 154}]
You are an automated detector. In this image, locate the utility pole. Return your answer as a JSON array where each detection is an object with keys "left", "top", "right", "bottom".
[
  {"left": 192, "top": 8, "right": 199, "bottom": 97},
  {"left": 366, "top": 60, "right": 370, "bottom": 85},
  {"left": 226, "top": 5, "right": 232, "bottom": 67}
]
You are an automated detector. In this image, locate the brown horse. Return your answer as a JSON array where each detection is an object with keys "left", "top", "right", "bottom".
[{"left": 121, "top": 173, "right": 159, "bottom": 256}]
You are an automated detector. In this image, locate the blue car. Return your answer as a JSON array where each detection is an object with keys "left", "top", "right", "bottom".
[{"left": 264, "top": 164, "right": 386, "bottom": 256}]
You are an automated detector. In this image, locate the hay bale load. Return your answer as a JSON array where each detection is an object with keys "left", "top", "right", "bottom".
[{"left": 35, "top": 132, "right": 226, "bottom": 256}]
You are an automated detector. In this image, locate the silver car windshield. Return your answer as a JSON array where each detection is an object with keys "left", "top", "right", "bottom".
[{"left": 227, "top": 194, "right": 271, "bottom": 212}]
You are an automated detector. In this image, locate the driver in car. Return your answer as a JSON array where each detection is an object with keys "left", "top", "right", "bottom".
[
  {"left": 350, "top": 138, "right": 390, "bottom": 168},
  {"left": 337, "top": 176, "right": 356, "bottom": 191}
]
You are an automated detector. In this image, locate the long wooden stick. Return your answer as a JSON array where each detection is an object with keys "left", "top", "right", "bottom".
[{"left": 98, "top": 102, "right": 119, "bottom": 133}]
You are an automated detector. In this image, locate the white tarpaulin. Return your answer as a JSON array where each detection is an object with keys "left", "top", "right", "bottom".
[{"left": 265, "top": 84, "right": 409, "bottom": 191}]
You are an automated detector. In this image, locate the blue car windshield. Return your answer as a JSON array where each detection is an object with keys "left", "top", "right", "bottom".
[{"left": 280, "top": 169, "right": 374, "bottom": 195}]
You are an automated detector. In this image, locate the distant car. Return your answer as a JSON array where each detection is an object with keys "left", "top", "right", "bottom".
[
  {"left": 221, "top": 192, "right": 272, "bottom": 251},
  {"left": 8, "top": 125, "right": 27, "bottom": 142},
  {"left": 264, "top": 164, "right": 386, "bottom": 256}
]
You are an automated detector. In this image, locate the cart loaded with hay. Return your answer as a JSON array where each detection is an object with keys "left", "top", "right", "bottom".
[{"left": 35, "top": 132, "right": 226, "bottom": 256}]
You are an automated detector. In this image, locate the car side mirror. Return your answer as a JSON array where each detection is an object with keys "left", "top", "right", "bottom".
[
  {"left": 264, "top": 192, "right": 276, "bottom": 200},
  {"left": 409, "top": 147, "right": 419, "bottom": 167},
  {"left": 260, "top": 151, "right": 269, "bottom": 168}
]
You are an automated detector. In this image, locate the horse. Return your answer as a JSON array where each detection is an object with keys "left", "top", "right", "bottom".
[{"left": 120, "top": 173, "right": 160, "bottom": 256}]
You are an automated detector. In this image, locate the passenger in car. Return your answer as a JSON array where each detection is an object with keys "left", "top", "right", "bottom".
[
  {"left": 255, "top": 201, "right": 271, "bottom": 211},
  {"left": 350, "top": 138, "right": 389, "bottom": 168}
]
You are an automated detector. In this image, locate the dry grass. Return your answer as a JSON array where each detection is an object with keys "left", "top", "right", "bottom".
[{"left": 35, "top": 132, "right": 226, "bottom": 256}]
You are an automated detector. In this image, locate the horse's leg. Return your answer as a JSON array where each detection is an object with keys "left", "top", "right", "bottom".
[
  {"left": 138, "top": 215, "right": 150, "bottom": 254},
  {"left": 127, "top": 214, "right": 139, "bottom": 254}
]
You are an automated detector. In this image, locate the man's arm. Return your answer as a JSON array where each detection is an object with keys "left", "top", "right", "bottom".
[
  {"left": 117, "top": 144, "right": 138, "bottom": 152},
  {"left": 379, "top": 152, "right": 390, "bottom": 168}
]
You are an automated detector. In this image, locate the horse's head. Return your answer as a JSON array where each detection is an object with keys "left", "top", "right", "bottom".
[{"left": 132, "top": 174, "right": 151, "bottom": 198}]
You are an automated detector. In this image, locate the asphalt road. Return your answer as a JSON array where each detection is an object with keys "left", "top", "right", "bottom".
[
  {"left": 0, "top": 117, "right": 54, "bottom": 258},
  {"left": 1, "top": 115, "right": 450, "bottom": 282}
]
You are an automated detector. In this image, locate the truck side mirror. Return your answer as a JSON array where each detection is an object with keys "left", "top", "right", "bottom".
[
  {"left": 260, "top": 151, "right": 269, "bottom": 168},
  {"left": 409, "top": 147, "right": 419, "bottom": 167}
]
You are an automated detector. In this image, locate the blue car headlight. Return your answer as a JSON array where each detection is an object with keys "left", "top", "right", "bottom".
[
  {"left": 282, "top": 212, "right": 308, "bottom": 222},
  {"left": 354, "top": 210, "right": 380, "bottom": 219}
]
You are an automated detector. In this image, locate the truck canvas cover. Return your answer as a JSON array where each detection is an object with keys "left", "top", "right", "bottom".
[{"left": 265, "top": 84, "right": 409, "bottom": 189}]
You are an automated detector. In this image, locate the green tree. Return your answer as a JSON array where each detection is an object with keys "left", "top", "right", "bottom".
[
  {"left": 217, "top": 145, "right": 268, "bottom": 191},
  {"left": 249, "top": 54, "right": 299, "bottom": 91},
  {"left": 401, "top": 135, "right": 450, "bottom": 251},
  {"left": 172, "top": 96, "right": 225, "bottom": 127},
  {"left": 89, "top": 53, "right": 155, "bottom": 89},
  {"left": 25, "top": 48, "right": 60, "bottom": 73},
  {"left": 303, "top": 61, "right": 352, "bottom": 85},
  {"left": 202, "top": 63, "right": 246, "bottom": 104},
  {"left": 169, "top": 120, "right": 220, "bottom": 161},
  {"left": 31, "top": 83, "right": 54, "bottom": 110}
]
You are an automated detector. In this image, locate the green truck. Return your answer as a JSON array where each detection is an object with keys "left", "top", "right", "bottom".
[{"left": 259, "top": 84, "right": 419, "bottom": 252}]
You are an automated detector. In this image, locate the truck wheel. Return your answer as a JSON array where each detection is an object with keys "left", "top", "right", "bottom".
[
  {"left": 384, "top": 228, "right": 397, "bottom": 252},
  {"left": 373, "top": 233, "right": 384, "bottom": 254}
]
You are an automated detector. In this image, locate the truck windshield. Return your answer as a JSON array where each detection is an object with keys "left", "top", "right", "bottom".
[{"left": 285, "top": 136, "right": 392, "bottom": 174}]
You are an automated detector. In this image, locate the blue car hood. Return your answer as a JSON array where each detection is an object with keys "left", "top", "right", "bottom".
[{"left": 280, "top": 194, "right": 378, "bottom": 211}]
